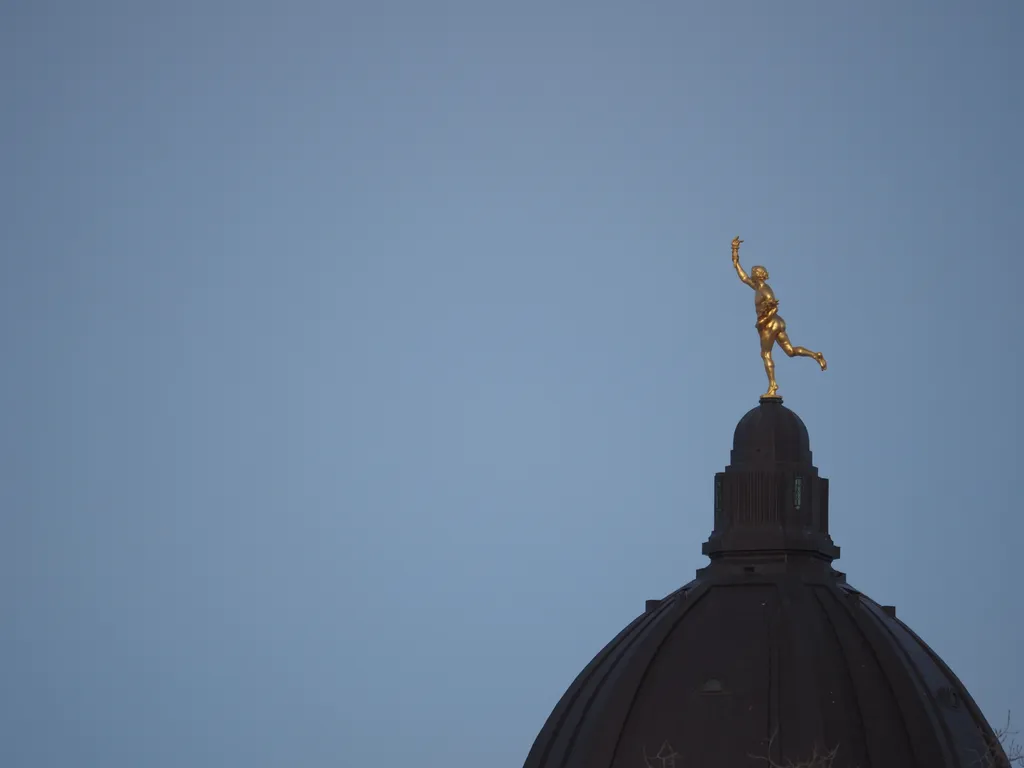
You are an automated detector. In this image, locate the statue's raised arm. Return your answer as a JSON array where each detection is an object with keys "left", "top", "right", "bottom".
[{"left": 731, "top": 236, "right": 755, "bottom": 288}]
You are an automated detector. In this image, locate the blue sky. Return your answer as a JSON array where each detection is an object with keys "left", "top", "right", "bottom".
[{"left": 2, "top": 1, "right": 1021, "bottom": 766}]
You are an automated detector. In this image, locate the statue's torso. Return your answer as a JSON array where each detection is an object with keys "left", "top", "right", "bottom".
[
  {"left": 754, "top": 283, "right": 776, "bottom": 315},
  {"left": 754, "top": 282, "right": 785, "bottom": 332}
]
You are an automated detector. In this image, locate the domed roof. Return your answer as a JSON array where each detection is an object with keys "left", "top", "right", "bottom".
[
  {"left": 730, "top": 397, "right": 811, "bottom": 467},
  {"left": 523, "top": 399, "right": 1007, "bottom": 768},
  {"left": 524, "top": 571, "right": 1003, "bottom": 768}
]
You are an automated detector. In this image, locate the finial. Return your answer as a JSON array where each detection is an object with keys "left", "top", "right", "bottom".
[{"left": 730, "top": 236, "right": 827, "bottom": 399}]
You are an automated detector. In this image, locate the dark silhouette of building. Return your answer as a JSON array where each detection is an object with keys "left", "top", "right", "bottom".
[{"left": 523, "top": 398, "right": 1008, "bottom": 768}]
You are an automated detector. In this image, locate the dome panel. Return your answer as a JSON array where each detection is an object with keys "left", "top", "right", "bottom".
[
  {"left": 780, "top": 586, "right": 868, "bottom": 767},
  {"left": 813, "top": 586, "right": 917, "bottom": 767},
  {"left": 526, "top": 612, "right": 655, "bottom": 768},
  {"left": 611, "top": 586, "right": 776, "bottom": 767},
  {"left": 860, "top": 599, "right": 992, "bottom": 768}
]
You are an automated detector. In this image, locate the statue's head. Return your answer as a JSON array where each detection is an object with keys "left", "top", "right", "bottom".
[{"left": 751, "top": 265, "right": 769, "bottom": 283}]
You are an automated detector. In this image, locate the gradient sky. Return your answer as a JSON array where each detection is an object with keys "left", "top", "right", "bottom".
[{"left": 2, "top": 2, "right": 1022, "bottom": 766}]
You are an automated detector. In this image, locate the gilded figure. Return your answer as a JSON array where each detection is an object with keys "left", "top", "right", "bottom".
[{"left": 731, "top": 236, "right": 826, "bottom": 398}]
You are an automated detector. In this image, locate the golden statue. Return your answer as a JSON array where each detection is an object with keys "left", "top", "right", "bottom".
[{"left": 731, "top": 236, "right": 826, "bottom": 399}]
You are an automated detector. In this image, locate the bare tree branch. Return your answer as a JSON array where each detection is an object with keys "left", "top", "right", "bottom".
[
  {"left": 746, "top": 711, "right": 1024, "bottom": 768},
  {"left": 974, "top": 711, "right": 1024, "bottom": 768},
  {"left": 749, "top": 730, "right": 842, "bottom": 768}
]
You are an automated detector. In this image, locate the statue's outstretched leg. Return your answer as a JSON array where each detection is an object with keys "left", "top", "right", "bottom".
[
  {"left": 777, "top": 330, "right": 827, "bottom": 371},
  {"left": 760, "top": 332, "right": 779, "bottom": 397}
]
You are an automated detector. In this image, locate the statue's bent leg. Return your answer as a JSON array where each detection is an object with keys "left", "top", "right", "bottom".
[
  {"left": 777, "top": 331, "right": 827, "bottom": 371},
  {"left": 760, "top": 331, "right": 779, "bottom": 397}
]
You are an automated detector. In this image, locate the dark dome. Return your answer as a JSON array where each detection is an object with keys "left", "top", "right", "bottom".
[
  {"left": 523, "top": 573, "right": 1002, "bottom": 768},
  {"left": 523, "top": 399, "right": 1007, "bottom": 768},
  {"left": 730, "top": 398, "right": 812, "bottom": 467}
]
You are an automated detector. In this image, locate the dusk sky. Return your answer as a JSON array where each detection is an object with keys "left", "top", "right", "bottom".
[{"left": 2, "top": 2, "right": 1021, "bottom": 766}]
